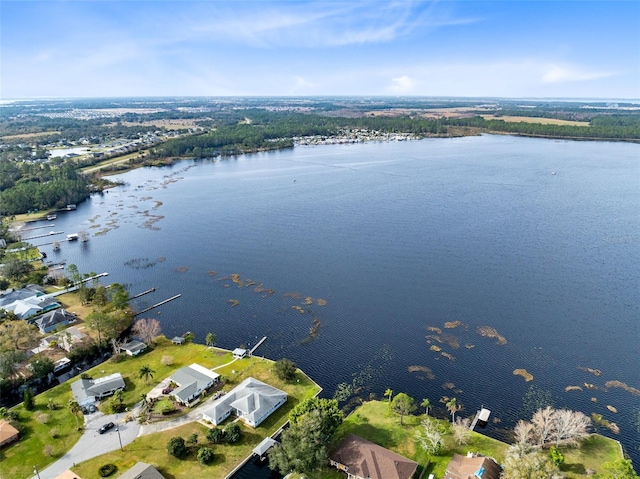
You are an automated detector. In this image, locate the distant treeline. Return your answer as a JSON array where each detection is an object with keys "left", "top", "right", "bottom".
[{"left": 444, "top": 115, "right": 640, "bottom": 140}]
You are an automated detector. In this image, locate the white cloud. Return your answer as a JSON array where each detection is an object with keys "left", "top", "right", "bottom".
[
  {"left": 542, "top": 64, "right": 620, "bottom": 84},
  {"left": 388, "top": 75, "right": 417, "bottom": 94}
]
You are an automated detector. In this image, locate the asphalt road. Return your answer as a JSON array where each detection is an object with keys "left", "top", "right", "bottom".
[{"left": 34, "top": 411, "right": 140, "bottom": 479}]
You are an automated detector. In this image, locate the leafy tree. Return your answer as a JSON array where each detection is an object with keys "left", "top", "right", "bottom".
[
  {"left": 415, "top": 417, "right": 443, "bottom": 455},
  {"left": 596, "top": 460, "right": 640, "bottom": 479},
  {"left": 85, "top": 311, "right": 109, "bottom": 345},
  {"left": 1, "top": 257, "right": 33, "bottom": 281},
  {"left": 167, "top": 436, "right": 188, "bottom": 458},
  {"left": 289, "top": 397, "right": 343, "bottom": 437},
  {"left": 268, "top": 409, "right": 327, "bottom": 474},
  {"left": 446, "top": 397, "right": 461, "bottom": 423},
  {"left": 205, "top": 332, "right": 217, "bottom": 347},
  {"left": 273, "top": 358, "right": 297, "bottom": 381},
  {"left": 0, "top": 320, "right": 38, "bottom": 351},
  {"left": 332, "top": 382, "right": 353, "bottom": 403},
  {"left": 391, "top": 393, "right": 416, "bottom": 425},
  {"left": 421, "top": 398, "right": 431, "bottom": 416},
  {"left": 29, "top": 356, "right": 54, "bottom": 378},
  {"left": 548, "top": 446, "right": 565, "bottom": 466},
  {"left": 197, "top": 446, "right": 214, "bottom": 465},
  {"left": 110, "top": 389, "right": 125, "bottom": 413},
  {"left": 109, "top": 283, "right": 130, "bottom": 310},
  {"left": 206, "top": 427, "right": 225, "bottom": 444},
  {"left": 0, "top": 350, "right": 26, "bottom": 378},
  {"left": 384, "top": 388, "right": 393, "bottom": 403},
  {"left": 187, "top": 433, "right": 198, "bottom": 446},
  {"left": 68, "top": 399, "right": 81, "bottom": 429},
  {"left": 224, "top": 423, "right": 241, "bottom": 443},
  {"left": 138, "top": 364, "right": 155, "bottom": 385},
  {"left": 502, "top": 444, "right": 563, "bottom": 479},
  {"left": 23, "top": 387, "right": 35, "bottom": 411}
]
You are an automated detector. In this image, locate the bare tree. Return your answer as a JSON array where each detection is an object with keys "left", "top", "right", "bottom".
[
  {"left": 132, "top": 317, "right": 162, "bottom": 344},
  {"left": 531, "top": 406, "right": 556, "bottom": 447},
  {"left": 552, "top": 409, "right": 590, "bottom": 447},
  {"left": 514, "top": 419, "right": 536, "bottom": 446},
  {"left": 452, "top": 417, "right": 471, "bottom": 445},
  {"left": 415, "top": 418, "right": 444, "bottom": 455},
  {"left": 110, "top": 337, "right": 124, "bottom": 355}
]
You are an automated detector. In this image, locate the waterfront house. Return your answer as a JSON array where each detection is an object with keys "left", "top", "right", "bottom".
[
  {"left": 0, "top": 285, "right": 59, "bottom": 319},
  {"left": 121, "top": 339, "right": 147, "bottom": 356},
  {"left": 201, "top": 377, "right": 287, "bottom": 428},
  {"left": 0, "top": 420, "right": 20, "bottom": 448},
  {"left": 443, "top": 453, "right": 502, "bottom": 479},
  {"left": 71, "top": 372, "right": 125, "bottom": 407},
  {"left": 329, "top": 434, "right": 418, "bottom": 479},
  {"left": 118, "top": 462, "right": 165, "bottom": 479},
  {"left": 171, "top": 336, "right": 185, "bottom": 345},
  {"left": 167, "top": 363, "right": 220, "bottom": 406},
  {"left": 33, "top": 309, "right": 76, "bottom": 333}
]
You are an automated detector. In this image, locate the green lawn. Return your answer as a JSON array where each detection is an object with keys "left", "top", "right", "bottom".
[
  {"left": 73, "top": 354, "right": 320, "bottom": 479},
  {"left": 307, "top": 401, "right": 626, "bottom": 479},
  {"left": 2, "top": 337, "right": 320, "bottom": 479}
]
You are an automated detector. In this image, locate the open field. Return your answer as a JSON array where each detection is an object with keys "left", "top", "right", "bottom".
[
  {"left": 121, "top": 119, "right": 202, "bottom": 128},
  {"left": 0, "top": 131, "right": 61, "bottom": 140},
  {"left": 482, "top": 115, "right": 590, "bottom": 126}
]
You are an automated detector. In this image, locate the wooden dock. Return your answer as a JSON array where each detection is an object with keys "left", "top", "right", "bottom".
[
  {"left": 130, "top": 287, "right": 156, "bottom": 299},
  {"left": 22, "top": 231, "right": 63, "bottom": 240},
  {"left": 249, "top": 336, "right": 268, "bottom": 355},
  {"left": 134, "top": 294, "right": 181, "bottom": 316}
]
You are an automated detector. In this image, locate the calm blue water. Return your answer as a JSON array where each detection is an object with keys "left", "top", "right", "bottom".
[{"left": 37, "top": 135, "right": 640, "bottom": 467}]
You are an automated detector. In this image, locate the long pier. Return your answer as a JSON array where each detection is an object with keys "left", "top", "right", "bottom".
[
  {"left": 134, "top": 294, "right": 181, "bottom": 316},
  {"left": 21, "top": 231, "right": 64, "bottom": 241},
  {"left": 249, "top": 336, "right": 268, "bottom": 356},
  {"left": 130, "top": 287, "right": 156, "bottom": 300}
]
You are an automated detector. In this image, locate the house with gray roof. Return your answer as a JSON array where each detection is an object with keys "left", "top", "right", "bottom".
[
  {"left": 33, "top": 309, "right": 76, "bottom": 333},
  {"left": 118, "top": 462, "right": 165, "bottom": 479},
  {"left": 121, "top": 339, "right": 147, "bottom": 356},
  {"left": 167, "top": 363, "right": 220, "bottom": 406},
  {"left": 201, "top": 377, "right": 287, "bottom": 428},
  {"left": 71, "top": 372, "right": 125, "bottom": 407}
]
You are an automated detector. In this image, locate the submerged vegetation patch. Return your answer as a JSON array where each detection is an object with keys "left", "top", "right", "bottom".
[
  {"left": 444, "top": 320, "right": 463, "bottom": 329},
  {"left": 513, "top": 369, "right": 534, "bottom": 382},
  {"left": 124, "top": 257, "right": 161, "bottom": 269},
  {"left": 605, "top": 380, "right": 640, "bottom": 396},
  {"left": 565, "top": 386, "right": 583, "bottom": 392},
  {"left": 407, "top": 365, "right": 435, "bottom": 380},
  {"left": 427, "top": 326, "right": 442, "bottom": 334},
  {"left": 578, "top": 366, "right": 603, "bottom": 377},
  {"left": 477, "top": 326, "right": 507, "bottom": 345}
]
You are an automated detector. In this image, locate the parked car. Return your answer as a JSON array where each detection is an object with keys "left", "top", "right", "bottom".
[
  {"left": 98, "top": 422, "right": 115, "bottom": 434},
  {"left": 162, "top": 387, "right": 172, "bottom": 394}
]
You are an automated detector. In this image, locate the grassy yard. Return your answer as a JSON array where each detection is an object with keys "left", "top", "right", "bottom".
[
  {"left": 306, "top": 401, "right": 625, "bottom": 479},
  {"left": 1, "top": 337, "right": 320, "bottom": 479},
  {"left": 73, "top": 351, "right": 320, "bottom": 479}
]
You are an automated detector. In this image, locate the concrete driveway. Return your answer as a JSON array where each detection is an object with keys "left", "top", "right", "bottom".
[{"left": 34, "top": 412, "right": 140, "bottom": 479}]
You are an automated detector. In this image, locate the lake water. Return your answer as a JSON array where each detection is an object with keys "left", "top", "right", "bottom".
[{"left": 36, "top": 134, "right": 640, "bottom": 467}]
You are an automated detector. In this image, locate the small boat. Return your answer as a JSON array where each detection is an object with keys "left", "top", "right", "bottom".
[
  {"left": 47, "top": 214, "right": 57, "bottom": 220},
  {"left": 67, "top": 233, "right": 79, "bottom": 241}
]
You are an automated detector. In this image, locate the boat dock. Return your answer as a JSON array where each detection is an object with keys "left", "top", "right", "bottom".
[
  {"left": 22, "top": 231, "right": 64, "bottom": 241},
  {"left": 134, "top": 294, "right": 181, "bottom": 316},
  {"left": 249, "top": 336, "right": 268, "bottom": 356},
  {"left": 130, "top": 287, "right": 157, "bottom": 300},
  {"left": 470, "top": 407, "right": 491, "bottom": 430}
]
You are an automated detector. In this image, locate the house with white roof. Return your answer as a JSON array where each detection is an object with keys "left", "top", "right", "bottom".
[
  {"left": 71, "top": 372, "right": 125, "bottom": 407},
  {"left": 201, "top": 377, "right": 287, "bottom": 428},
  {"left": 167, "top": 363, "right": 220, "bottom": 406}
]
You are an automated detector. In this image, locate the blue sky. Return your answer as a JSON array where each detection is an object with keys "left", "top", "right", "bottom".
[{"left": 1, "top": 1, "right": 638, "bottom": 99}]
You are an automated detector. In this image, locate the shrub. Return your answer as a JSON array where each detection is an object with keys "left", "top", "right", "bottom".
[
  {"left": 187, "top": 433, "right": 198, "bottom": 446},
  {"left": 549, "top": 446, "right": 565, "bottom": 466},
  {"left": 43, "top": 444, "right": 54, "bottom": 457},
  {"left": 224, "top": 423, "right": 241, "bottom": 444},
  {"left": 161, "top": 355, "right": 173, "bottom": 366},
  {"left": 156, "top": 398, "right": 176, "bottom": 415},
  {"left": 167, "top": 436, "right": 188, "bottom": 458},
  {"left": 273, "top": 358, "right": 297, "bottom": 381},
  {"left": 23, "top": 387, "right": 35, "bottom": 411},
  {"left": 197, "top": 446, "right": 215, "bottom": 465},
  {"left": 47, "top": 398, "right": 57, "bottom": 410},
  {"left": 50, "top": 428, "right": 59, "bottom": 439},
  {"left": 37, "top": 413, "right": 51, "bottom": 424},
  {"left": 206, "top": 427, "right": 225, "bottom": 444},
  {"left": 98, "top": 464, "right": 117, "bottom": 477}
]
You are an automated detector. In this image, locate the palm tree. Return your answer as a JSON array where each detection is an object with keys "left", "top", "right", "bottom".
[
  {"left": 446, "top": 397, "right": 461, "bottom": 423},
  {"left": 68, "top": 399, "right": 81, "bottom": 429},
  {"left": 205, "top": 332, "right": 217, "bottom": 348},
  {"left": 421, "top": 398, "right": 431, "bottom": 416},
  {"left": 138, "top": 364, "right": 155, "bottom": 385},
  {"left": 384, "top": 388, "right": 393, "bottom": 403}
]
